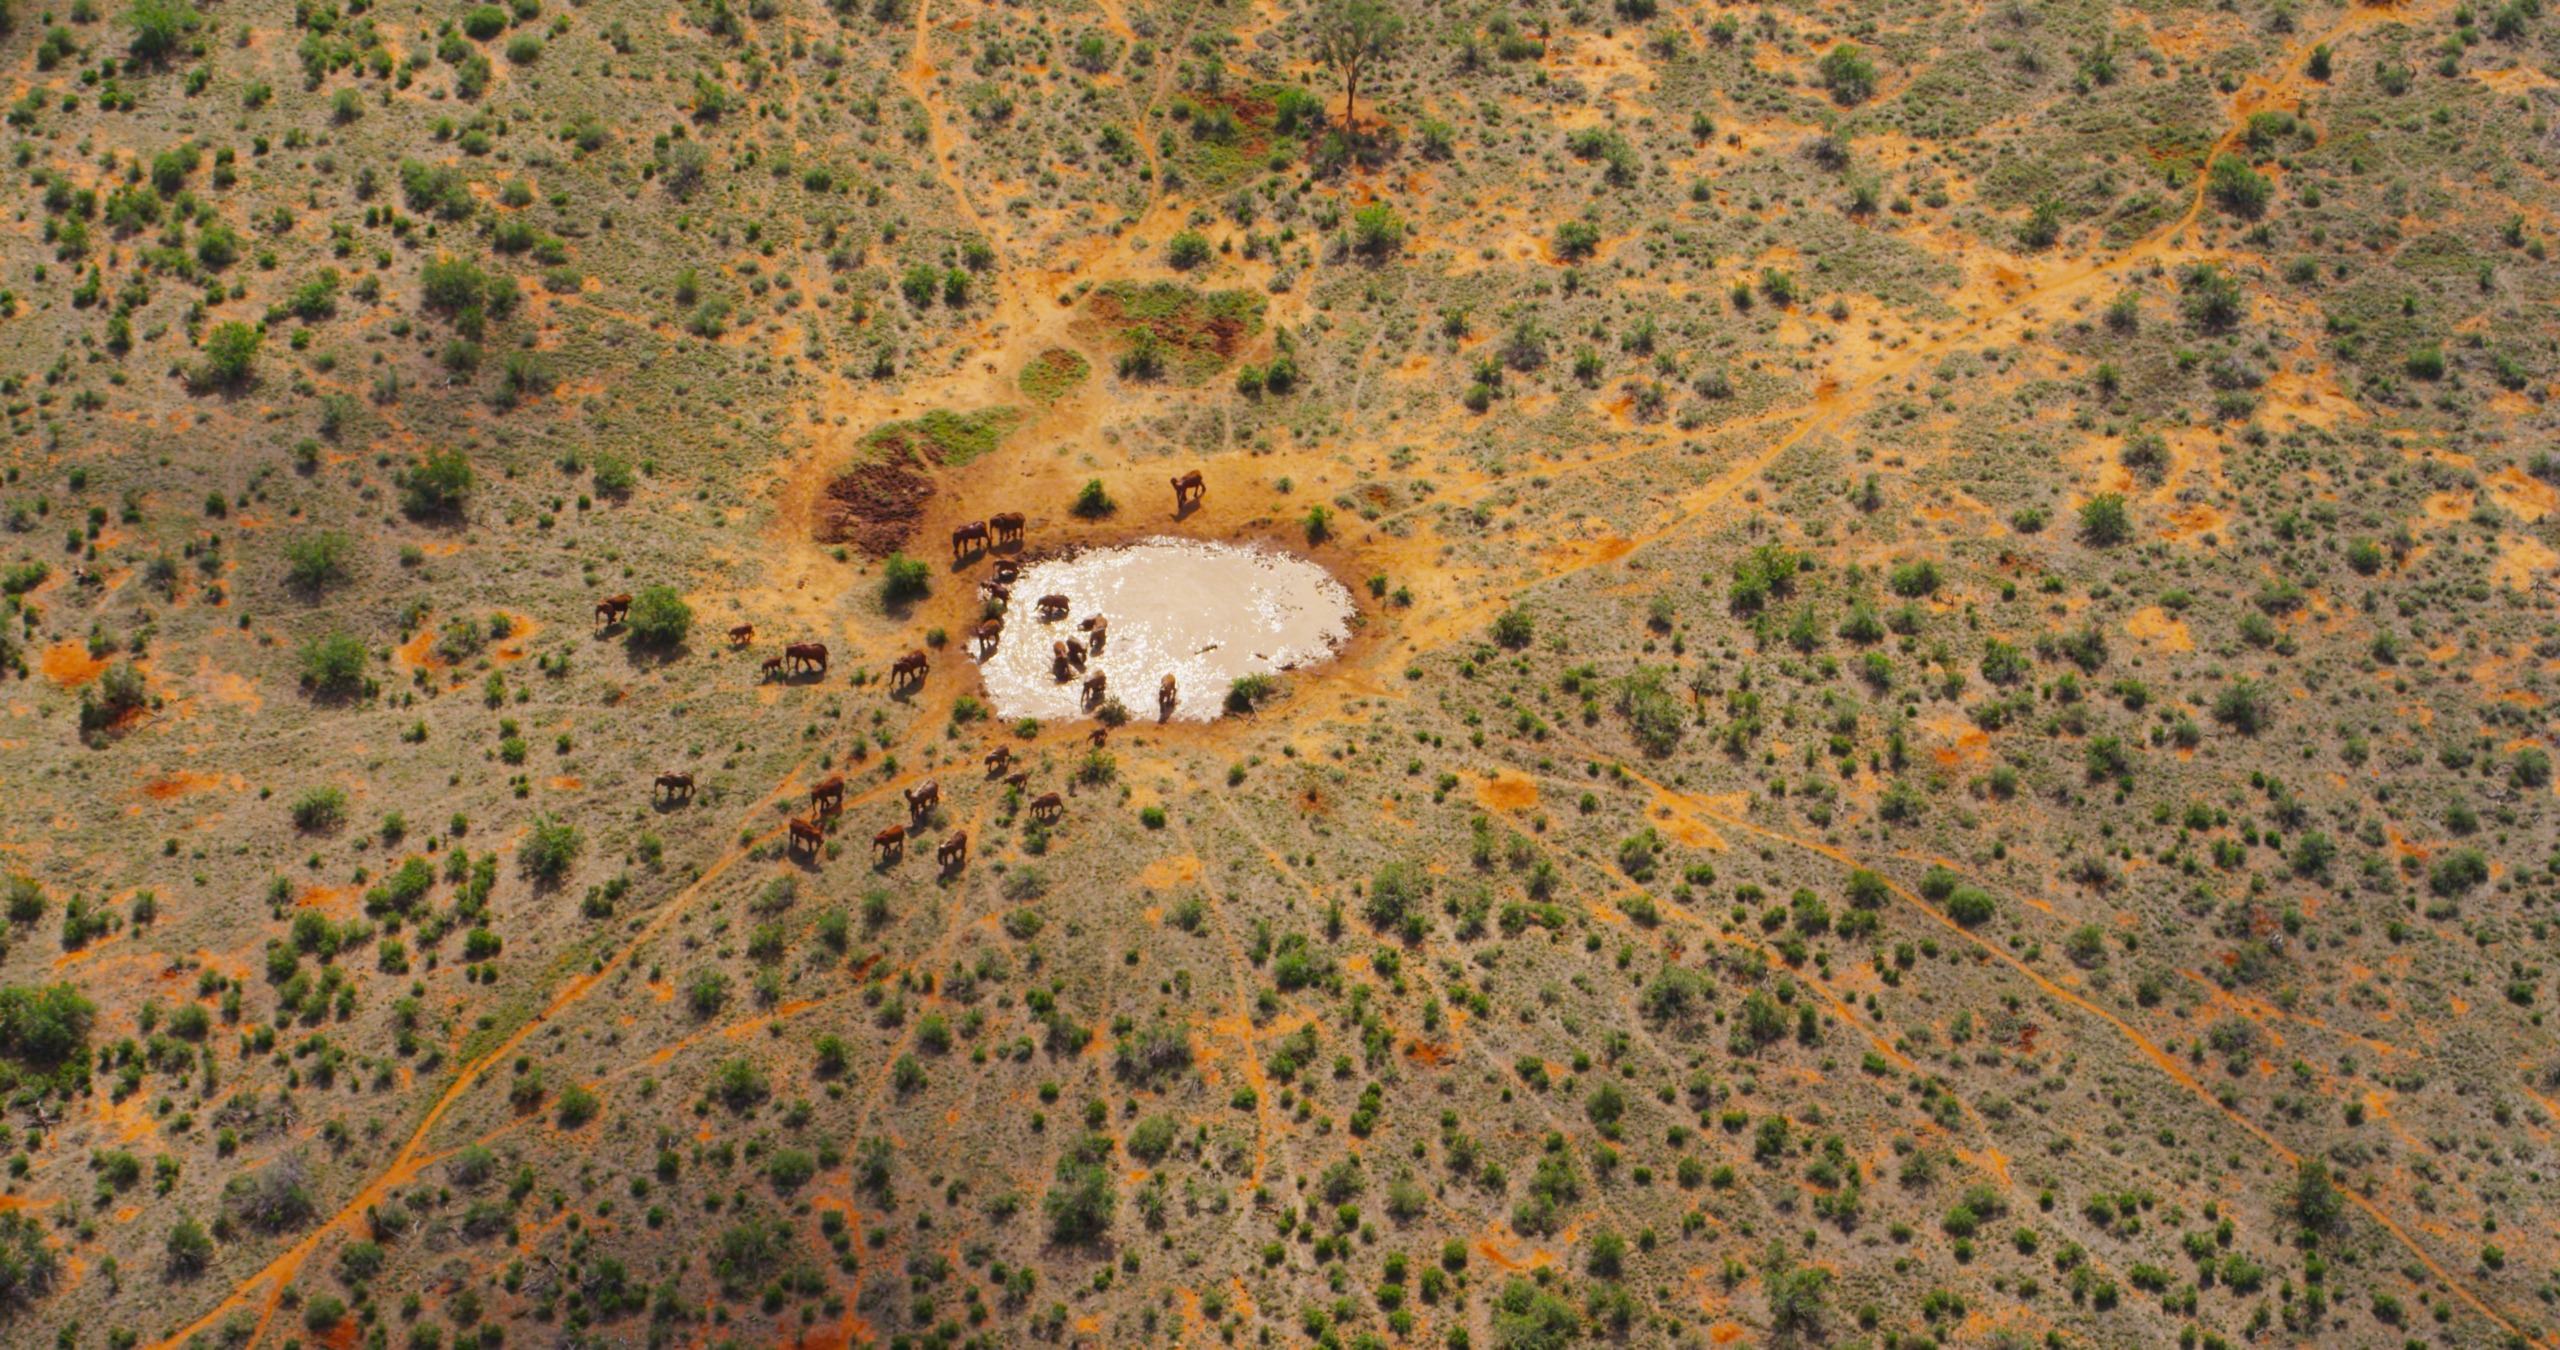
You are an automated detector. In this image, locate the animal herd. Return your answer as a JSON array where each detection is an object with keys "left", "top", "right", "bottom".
[{"left": 621, "top": 473, "right": 1218, "bottom": 878}]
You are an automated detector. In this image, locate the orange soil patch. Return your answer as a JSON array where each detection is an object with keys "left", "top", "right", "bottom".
[
  {"left": 1477, "top": 772, "right": 1538, "bottom": 812},
  {"left": 296, "top": 886, "right": 359, "bottom": 919},
  {"left": 2125, "top": 606, "right": 2194, "bottom": 651},
  {"left": 139, "top": 770, "right": 229, "bottom": 801},
  {"left": 395, "top": 626, "right": 442, "bottom": 671},
  {"left": 1475, "top": 1236, "right": 1558, "bottom": 1272},
  {"left": 2159, "top": 502, "right": 2228, "bottom": 545},
  {"left": 2485, "top": 466, "right": 2557, "bottom": 522},
  {"left": 39, "top": 641, "right": 108, "bottom": 689},
  {"left": 2419, "top": 490, "right": 2471, "bottom": 525},
  {"left": 2491, "top": 534, "right": 2556, "bottom": 592},
  {"left": 548, "top": 776, "right": 583, "bottom": 791},
  {"left": 1137, "top": 854, "right": 1202, "bottom": 888}
]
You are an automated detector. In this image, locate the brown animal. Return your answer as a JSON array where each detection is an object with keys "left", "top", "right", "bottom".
[
  {"left": 981, "top": 580, "right": 1012, "bottom": 606},
  {"left": 1052, "top": 642, "right": 1075, "bottom": 683},
  {"left": 728, "top": 623, "right": 754, "bottom": 646},
  {"left": 872, "top": 823, "right": 906, "bottom": 859},
  {"left": 1003, "top": 771, "right": 1031, "bottom": 790},
  {"left": 655, "top": 771, "right": 694, "bottom": 801},
  {"left": 785, "top": 642, "right": 829, "bottom": 676},
  {"left": 951, "top": 519, "right": 990, "bottom": 557},
  {"left": 596, "top": 593, "right": 633, "bottom": 627},
  {"left": 1079, "top": 614, "right": 1108, "bottom": 652},
  {"left": 990, "top": 512, "right": 1026, "bottom": 544},
  {"left": 1065, "top": 636, "right": 1087, "bottom": 670},
  {"left": 973, "top": 618, "right": 1004, "bottom": 654},
  {"left": 904, "top": 779, "right": 940, "bottom": 817},
  {"left": 1037, "top": 593, "right": 1070, "bottom": 620},
  {"left": 993, "top": 558, "right": 1021, "bottom": 584},
  {"left": 760, "top": 655, "right": 785, "bottom": 680},
  {"left": 810, "top": 775, "right": 846, "bottom": 815},
  {"left": 890, "top": 650, "right": 929, "bottom": 687},
  {"left": 1082, "top": 671, "right": 1107, "bottom": 706},
  {"left": 984, "top": 745, "right": 1013, "bottom": 775},
  {"left": 1089, "top": 726, "right": 1109, "bottom": 747},
  {"left": 1158, "top": 673, "right": 1178, "bottom": 712},
  {"left": 1170, "top": 470, "right": 1205, "bottom": 509},
  {"left": 1029, "top": 792, "right": 1064, "bottom": 821},
  {"left": 787, "top": 817, "right": 825, "bottom": 855},
  {"left": 937, "top": 830, "right": 968, "bottom": 870}
]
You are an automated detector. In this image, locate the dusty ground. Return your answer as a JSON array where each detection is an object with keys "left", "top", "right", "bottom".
[{"left": 0, "top": 0, "right": 2555, "bottom": 1348}]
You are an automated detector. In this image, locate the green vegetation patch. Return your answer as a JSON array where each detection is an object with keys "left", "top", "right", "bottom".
[
  {"left": 1086, "top": 282, "right": 1266, "bottom": 384},
  {"left": 856, "top": 407, "right": 1021, "bottom": 468},
  {"left": 1016, "top": 348, "right": 1090, "bottom": 405}
]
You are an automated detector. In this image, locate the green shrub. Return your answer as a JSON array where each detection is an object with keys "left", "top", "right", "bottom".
[
  {"left": 298, "top": 630, "right": 369, "bottom": 698},
  {"left": 517, "top": 815, "right": 583, "bottom": 886},
  {"left": 291, "top": 786, "right": 347, "bottom": 832},
  {"left": 1817, "top": 43, "right": 1876, "bottom": 104},
  {"left": 191, "top": 321, "right": 261, "bottom": 392},
  {"left": 882, "top": 554, "right": 930, "bottom": 604},
  {"left": 399, "top": 447, "right": 474, "bottom": 517},
  {"left": 626, "top": 585, "right": 692, "bottom": 648}
]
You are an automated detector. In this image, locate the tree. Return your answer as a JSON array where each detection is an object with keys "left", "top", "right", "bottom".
[
  {"left": 124, "top": 0, "right": 198, "bottom": 64},
  {"left": 0, "top": 983, "right": 95, "bottom": 1065},
  {"left": 882, "top": 553, "right": 930, "bottom": 604},
  {"left": 2181, "top": 263, "right": 2247, "bottom": 330},
  {"left": 2290, "top": 1159, "right": 2344, "bottom": 1231},
  {"left": 297, "top": 630, "right": 370, "bottom": 698},
  {"left": 1765, "top": 1242, "right": 1832, "bottom": 1335},
  {"left": 1043, "top": 1132, "right": 1118, "bottom": 1243},
  {"left": 165, "top": 1216, "right": 214, "bottom": 1274},
  {"left": 224, "top": 1154, "right": 315, "bottom": 1232},
  {"left": 519, "top": 814, "right": 584, "bottom": 886},
  {"left": 1350, "top": 202, "right": 1406, "bottom": 256},
  {"left": 2208, "top": 153, "right": 2273, "bottom": 218},
  {"left": 283, "top": 530, "right": 356, "bottom": 593},
  {"left": 192, "top": 321, "right": 261, "bottom": 391},
  {"left": 400, "top": 447, "right": 474, "bottom": 518},
  {"left": 1363, "top": 860, "right": 1430, "bottom": 932},
  {"left": 2212, "top": 678, "right": 2271, "bottom": 735},
  {"left": 0, "top": 1212, "right": 55, "bottom": 1309},
  {"left": 1490, "top": 1278, "right": 1581, "bottom": 1350},
  {"left": 1491, "top": 606, "right": 1535, "bottom": 649},
  {"left": 2077, "top": 493, "right": 2130, "bottom": 545},
  {"left": 1817, "top": 43, "right": 1877, "bottom": 105},
  {"left": 625, "top": 585, "right": 692, "bottom": 648},
  {"left": 1310, "top": 0, "right": 1403, "bottom": 130}
]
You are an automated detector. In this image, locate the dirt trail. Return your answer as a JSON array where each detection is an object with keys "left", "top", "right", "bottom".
[
  {"left": 1171, "top": 811, "right": 1294, "bottom": 1211},
  {"left": 1394, "top": 0, "right": 2432, "bottom": 634},
  {"left": 1640, "top": 774, "right": 2542, "bottom": 1347},
  {"left": 147, "top": 762, "right": 825, "bottom": 1350}
]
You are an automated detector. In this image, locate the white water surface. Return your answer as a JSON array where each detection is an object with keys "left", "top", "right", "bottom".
[{"left": 975, "top": 538, "right": 1353, "bottom": 722}]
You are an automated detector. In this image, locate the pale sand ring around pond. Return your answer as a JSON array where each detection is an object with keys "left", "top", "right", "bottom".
[{"left": 976, "top": 539, "right": 1354, "bottom": 722}]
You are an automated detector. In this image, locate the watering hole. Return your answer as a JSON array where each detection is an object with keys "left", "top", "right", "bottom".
[{"left": 975, "top": 539, "right": 1354, "bottom": 722}]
